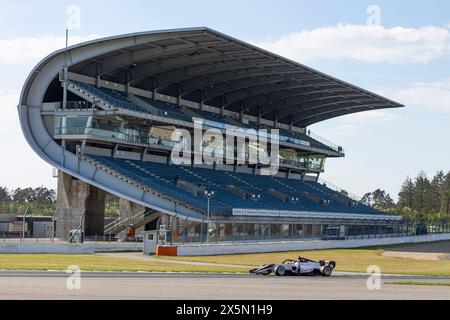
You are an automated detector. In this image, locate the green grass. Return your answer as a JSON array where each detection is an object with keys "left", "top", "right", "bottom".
[
  {"left": 154, "top": 247, "right": 450, "bottom": 277},
  {"left": 0, "top": 254, "right": 247, "bottom": 273},
  {"left": 386, "top": 281, "right": 450, "bottom": 287},
  {"left": 2, "top": 246, "right": 450, "bottom": 276}
]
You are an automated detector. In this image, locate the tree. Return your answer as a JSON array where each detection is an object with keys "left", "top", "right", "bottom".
[
  {"left": 33, "top": 187, "right": 56, "bottom": 204},
  {"left": 12, "top": 188, "right": 36, "bottom": 203},
  {"left": 413, "top": 171, "right": 433, "bottom": 213},
  {"left": 361, "top": 189, "right": 395, "bottom": 211},
  {"left": 396, "top": 171, "right": 450, "bottom": 221},
  {"left": 431, "top": 171, "right": 445, "bottom": 213},
  {"left": 339, "top": 190, "right": 349, "bottom": 197},
  {"left": 398, "top": 176, "right": 414, "bottom": 209},
  {"left": 440, "top": 171, "right": 450, "bottom": 217},
  {"left": 0, "top": 187, "right": 11, "bottom": 206}
]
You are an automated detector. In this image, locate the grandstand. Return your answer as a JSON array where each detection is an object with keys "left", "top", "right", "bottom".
[{"left": 18, "top": 28, "right": 403, "bottom": 242}]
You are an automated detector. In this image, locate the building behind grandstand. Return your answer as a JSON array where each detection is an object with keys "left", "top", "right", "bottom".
[{"left": 18, "top": 28, "right": 404, "bottom": 243}]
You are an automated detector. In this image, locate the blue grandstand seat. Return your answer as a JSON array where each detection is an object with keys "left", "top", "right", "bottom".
[
  {"left": 138, "top": 97, "right": 193, "bottom": 122},
  {"left": 89, "top": 155, "right": 382, "bottom": 216},
  {"left": 96, "top": 87, "right": 148, "bottom": 113}
]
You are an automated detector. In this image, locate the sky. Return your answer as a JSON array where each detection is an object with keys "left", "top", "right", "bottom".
[{"left": 0, "top": 0, "right": 449, "bottom": 200}]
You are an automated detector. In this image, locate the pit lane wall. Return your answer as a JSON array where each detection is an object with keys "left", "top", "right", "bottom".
[{"left": 175, "top": 233, "right": 450, "bottom": 256}]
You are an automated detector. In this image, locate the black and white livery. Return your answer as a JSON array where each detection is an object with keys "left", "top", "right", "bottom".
[{"left": 249, "top": 257, "right": 336, "bottom": 277}]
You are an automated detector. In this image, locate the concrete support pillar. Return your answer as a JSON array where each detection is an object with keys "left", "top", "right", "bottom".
[
  {"left": 119, "top": 198, "right": 145, "bottom": 222},
  {"left": 224, "top": 223, "right": 233, "bottom": 241},
  {"left": 84, "top": 186, "right": 106, "bottom": 236},
  {"left": 55, "top": 171, "right": 106, "bottom": 239}
]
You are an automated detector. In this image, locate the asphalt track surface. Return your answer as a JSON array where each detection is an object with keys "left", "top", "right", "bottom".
[{"left": 0, "top": 271, "right": 449, "bottom": 300}]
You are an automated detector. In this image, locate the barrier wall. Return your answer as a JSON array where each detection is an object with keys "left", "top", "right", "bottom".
[
  {"left": 176, "top": 233, "right": 450, "bottom": 256},
  {"left": 0, "top": 242, "right": 141, "bottom": 254},
  {"left": 0, "top": 243, "right": 93, "bottom": 254}
]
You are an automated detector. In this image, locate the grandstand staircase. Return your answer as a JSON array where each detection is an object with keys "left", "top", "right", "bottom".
[
  {"left": 104, "top": 208, "right": 160, "bottom": 235},
  {"left": 265, "top": 189, "right": 291, "bottom": 202},
  {"left": 67, "top": 81, "right": 147, "bottom": 115},
  {"left": 179, "top": 166, "right": 209, "bottom": 185},
  {"left": 225, "top": 172, "right": 261, "bottom": 191},
  {"left": 128, "top": 94, "right": 161, "bottom": 115},
  {"left": 66, "top": 81, "right": 116, "bottom": 111},
  {"left": 271, "top": 178, "right": 322, "bottom": 205}
]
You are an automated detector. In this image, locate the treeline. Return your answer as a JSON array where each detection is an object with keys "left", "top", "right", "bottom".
[
  {"left": 0, "top": 186, "right": 119, "bottom": 217},
  {"left": 362, "top": 170, "right": 450, "bottom": 222},
  {"left": 0, "top": 186, "right": 56, "bottom": 216}
]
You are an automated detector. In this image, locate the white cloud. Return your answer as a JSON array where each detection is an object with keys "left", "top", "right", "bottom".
[
  {"left": 0, "top": 92, "right": 55, "bottom": 189},
  {"left": 376, "top": 78, "right": 450, "bottom": 113},
  {"left": 0, "top": 34, "right": 98, "bottom": 66},
  {"left": 313, "top": 110, "right": 404, "bottom": 138},
  {"left": 255, "top": 24, "right": 450, "bottom": 64},
  {"left": 338, "top": 110, "right": 399, "bottom": 124}
]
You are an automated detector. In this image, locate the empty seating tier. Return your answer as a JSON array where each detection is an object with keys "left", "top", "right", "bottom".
[
  {"left": 88, "top": 155, "right": 382, "bottom": 217},
  {"left": 70, "top": 81, "right": 340, "bottom": 154}
]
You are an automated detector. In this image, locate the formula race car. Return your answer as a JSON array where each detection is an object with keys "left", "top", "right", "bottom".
[{"left": 249, "top": 257, "right": 336, "bottom": 277}]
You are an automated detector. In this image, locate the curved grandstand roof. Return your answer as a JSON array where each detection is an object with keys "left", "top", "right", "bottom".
[
  {"left": 18, "top": 27, "right": 404, "bottom": 223},
  {"left": 62, "top": 27, "right": 403, "bottom": 127}
]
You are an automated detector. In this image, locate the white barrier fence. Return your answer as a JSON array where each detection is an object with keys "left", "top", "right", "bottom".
[
  {"left": 176, "top": 233, "right": 450, "bottom": 256},
  {"left": 232, "top": 208, "right": 403, "bottom": 221},
  {"left": 0, "top": 242, "right": 142, "bottom": 254}
]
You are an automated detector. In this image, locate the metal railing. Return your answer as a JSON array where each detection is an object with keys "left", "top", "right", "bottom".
[
  {"left": 280, "top": 158, "right": 324, "bottom": 171},
  {"left": 307, "top": 130, "right": 344, "bottom": 154},
  {"left": 104, "top": 208, "right": 150, "bottom": 234},
  {"left": 317, "top": 178, "right": 362, "bottom": 202},
  {"left": 60, "top": 100, "right": 94, "bottom": 110},
  {"left": 54, "top": 126, "right": 172, "bottom": 147},
  {"left": 70, "top": 81, "right": 145, "bottom": 113}
]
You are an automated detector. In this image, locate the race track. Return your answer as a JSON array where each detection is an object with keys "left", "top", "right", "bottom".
[{"left": 0, "top": 271, "right": 449, "bottom": 300}]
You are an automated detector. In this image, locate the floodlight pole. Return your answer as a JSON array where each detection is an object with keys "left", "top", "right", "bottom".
[
  {"left": 62, "top": 29, "right": 69, "bottom": 111},
  {"left": 22, "top": 207, "right": 29, "bottom": 242},
  {"left": 205, "top": 191, "right": 214, "bottom": 243},
  {"left": 206, "top": 196, "right": 210, "bottom": 243},
  {"left": 52, "top": 209, "right": 58, "bottom": 242}
]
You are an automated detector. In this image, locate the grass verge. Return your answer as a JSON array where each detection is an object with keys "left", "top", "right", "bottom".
[
  {"left": 0, "top": 254, "right": 247, "bottom": 273},
  {"left": 1, "top": 246, "right": 450, "bottom": 276},
  {"left": 154, "top": 247, "right": 450, "bottom": 277}
]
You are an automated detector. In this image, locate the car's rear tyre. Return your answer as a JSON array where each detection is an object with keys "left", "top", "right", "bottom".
[
  {"left": 321, "top": 266, "right": 332, "bottom": 277},
  {"left": 275, "top": 266, "right": 286, "bottom": 276}
]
